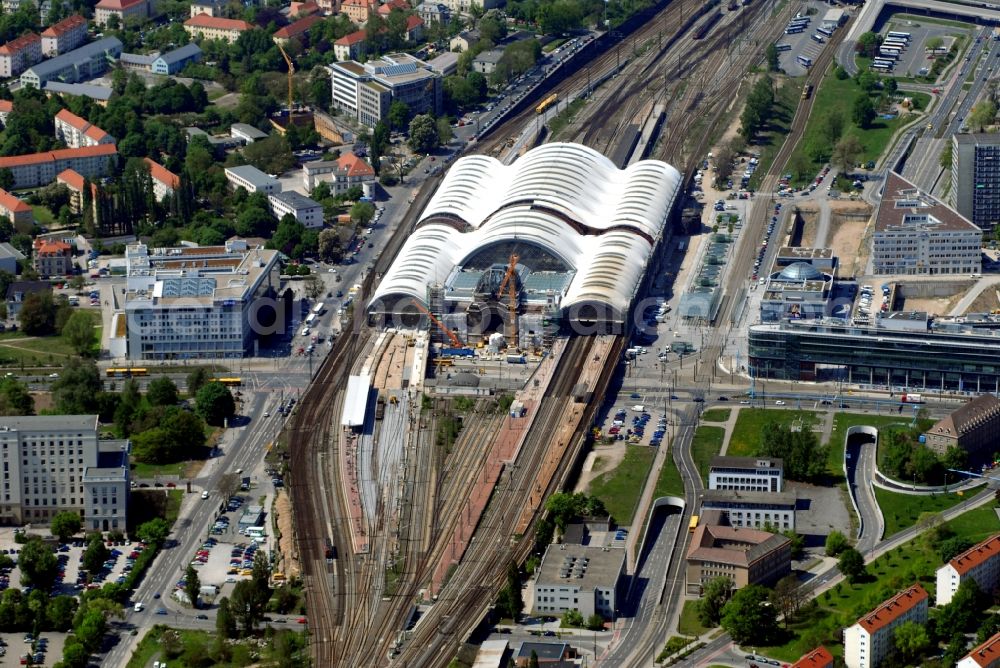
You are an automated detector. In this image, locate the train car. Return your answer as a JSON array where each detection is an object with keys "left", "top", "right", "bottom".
[
  {"left": 775, "top": 43, "right": 792, "bottom": 52},
  {"left": 817, "top": 26, "right": 834, "bottom": 36},
  {"left": 535, "top": 93, "right": 558, "bottom": 115},
  {"left": 693, "top": 10, "right": 722, "bottom": 39},
  {"left": 797, "top": 55, "right": 813, "bottom": 68}
]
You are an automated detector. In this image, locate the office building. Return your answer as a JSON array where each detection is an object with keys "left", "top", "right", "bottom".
[
  {"left": 759, "top": 258, "right": 835, "bottom": 322},
  {"left": 531, "top": 544, "right": 625, "bottom": 620},
  {"left": 225, "top": 165, "right": 281, "bottom": 194},
  {"left": 0, "top": 188, "right": 34, "bottom": 226},
  {"left": 0, "top": 415, "right": 130, "bottom": 530},
  {"left": 708, "top": 456, "right": 783, "bottom": 493},
  {"left": 472, "top": 49, "right": 504, "bottom": 74},
  {"left": 334, "top": 30, "right": 367, "bottom": 61},
  {"left": 924, "top": 394, "right": 1000, "bottom": 457},
  {"left": 952, "top": 133, "right": 1000, "bottom": 232},
  {"left": 843, "top": 584, "right": 929, "bottom": 668},
  {"left": 94, "top": 0, "right": 149, "bottom": 26},
  {"left": 685, "top": 524, "right": 791, "bottom": 595},
  {"left": 959, "top": 631, "right": 1000, "bottom": 668},
  {"left": 42, "top": 82, "right": 113, "bottom": 105},
  {"left": 122, "top": 240, "right": 282, "bottom": 359},
  {"left": 791, "top": 647, "right": 834, "bottom": 668},
  {"left": 701, "top": 489, "right": 796, "bottom": 531},
  {"left": 41, "top": 14, "right": 87, "bottom": 56},
  {"left": 142, "top": 157, "right": 179, "bottom": 201},
  {"left": 151, "top": 43, "right": 202, "bottom": 75},
  {"left": 936, "top": 534, "right": 1000, "bottom": 605},
  {"left": 230, "top": 123, "right": 268, "bottom": 144},
  {"left": 330, "top": 53, "right": 442, "bottom": 127},
  {"left": 183, "top": 15, "right": 253, "bottom": 43},
  {"left": 873, "top": 171, "right": 982, "bottom": 275},
  {"left": 302, "top": 152, "right": 375, "bottom": 192},
  {"left": 428, "top": 51, "right": 458, "bottom": 76},
  {"left": 268, "top": 191, "right": 324, "bottom": 228},
  {"left": 33, "top": 238, "right": 72, "bottom": 276},
  {"left": 0, "top": 144, "right": 116, "bottom": 190},
  {"left": 21, "top": 37, "right": 123, "bottom": 89},
  {"left": 0, "top": 33, "right": 41, "bottom": 78},
  {"left": 54, "top": 109, "right": 114, "bottom": 149},
  {"left": 272, "top": 14, "right": 323, "bottom": 45}
]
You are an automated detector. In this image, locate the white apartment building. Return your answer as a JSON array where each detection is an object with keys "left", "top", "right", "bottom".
[
  {"left": 959, "top": 631, "right": 1000, "bottom": 668},
  {"left": 936, "top": 534, "right": 1000, "bottom": 605},
  {"left": 532, "top": 544, "right": 625, "bottom": 620},
  {"left": 54, "top": 109, "right": 114, "bottom": 149},
  {"left": 873, "top": 171, "right": 982, "bottom": 275},
  {"left": 41, "top": 14, "right": 87, "bottom": 56},
  {"left": 121, "top": 240, "right": 282, "bottom": 360},
  {"left": 143, "top": 157, "right": 179, "bottom": 201},
  {"left": 843, "top": 584, "right": 929, "bottom": 668},
  {"left": 708, "top": 456, "right": 784, "bottom": 493},
  {"left": 268, "top": 191, "right": 324, "bottom": 228},
  {"left": 224, "top": 165, "right": 281, "bottom": 194},
  {"left": 0, "top": 33, "right": 41, "bottom": 78},
  {"left": 0, "top": 415, "right": 130, "bottom": 530},
  {"left": 0, "top": 144, "right": 117, "bottom": 190},
  {"left": 700, "top": 489, "right": 796, "bottom": 532}
]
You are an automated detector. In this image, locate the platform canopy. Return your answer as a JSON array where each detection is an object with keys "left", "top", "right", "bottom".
[{"left": 341, "top": 374, "right": 372, "bottom": 428}]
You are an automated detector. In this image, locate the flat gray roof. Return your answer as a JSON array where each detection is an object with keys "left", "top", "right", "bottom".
[
  {"left": 225, "top": 164, "right": 278, "bottom": 187},
  {"left": 43, "top": 82, "right": 114, "bottom": 100},
  {"left": 702, "top": 489, "right": 797, "bottom": 507},
  {"left": 270, "top": 190, "right": 321, "bottom": 210},
  {"left": 157, "top": 43, "right": 201, "bottom": 65},
  {"left": 0, "top": 242, "right": 24, "bottom": 260},
  {"left": 231, "top": 123, "right": 268, "bottom": 140},
  {"left": 534, "top": 544, "right": 625, "bottom": 590},
  {"left": 0, "top": 415, "right": 98, "bottom": 431},
  {"left": 25, "top": 37, "right": 123, "bottom": 79},
  {"left": 710, "top": 456, "right": 783, "bottom": 471}
]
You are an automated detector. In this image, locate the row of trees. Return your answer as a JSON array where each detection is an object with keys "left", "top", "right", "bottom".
[
  {"left": 739, "top": 77, "right": 775, "bottom": 140},
  {"left": 756, "top": 422, "right": 828, "bottom": 481}
]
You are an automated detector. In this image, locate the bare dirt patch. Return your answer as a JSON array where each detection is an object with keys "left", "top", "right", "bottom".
[
  {"left": 900, "top": 294, "right": 963, "bottom": 316},
  {"left": 828, "top": 204, "right": 873, "bottom": 276},
  {"left": 963, "top": 286, "right": 1000, "bottom": 315},
  {"left": 274, "top": 490, "right": 300, "bottom": 578},
  {"left": 30, "top": 392, "right": 53, "bottom": 412},
  {"left": 791, "top": 206, "right": 818, "bottom": 247},
  {"left": 575, "top": 440, "right": 628, "bottom": 492}
]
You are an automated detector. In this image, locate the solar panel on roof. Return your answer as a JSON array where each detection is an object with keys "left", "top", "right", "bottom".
[
  {"left": 380, "top": 63, "right": 417, "bottom": 76},
  {"left": 160, "top": 277, "right": 215, "bottom": 297}
]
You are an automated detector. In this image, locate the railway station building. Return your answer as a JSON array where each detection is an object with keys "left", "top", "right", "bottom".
[{"left": 367, "top": 143, "right": 681, "bottom": 345}]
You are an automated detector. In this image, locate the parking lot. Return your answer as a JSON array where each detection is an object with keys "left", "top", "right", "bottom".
[
  {"left": 880, "top": 16, "right": 970, "bottom": 78},
  {"left": 778, "top": 2, "right": 840, "bottom": 76},
  {"left": 598, "top": 401, "right": 670, "bottom": 448},
  {"left": 0, "top": 631, "right": 66, "bottom": 666}
]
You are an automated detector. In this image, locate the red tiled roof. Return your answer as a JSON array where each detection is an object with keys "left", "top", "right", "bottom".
[
  {"left": 56, "top": 168, "right": 85, "bottom": 191},
  {"left": 84, "top": 126, "right": 109, "bottom": 142},
  {"left": 335, "top": 29, "right": 367, "bottom": 46},
  {"left": 0, "top": 101, "right": 12, "bottom": 114},
  {"left": 336, "top": 152, "right": 375, "bottom": 178},
  {"left": 0, "top": 188, "right": 32, "bottom": 214},
  {"left": 95, "top": 0, "right": 145, "bottom": 10},
  {"left": 290, "top": 0, "right": 320, "bottom": 16},
  {"left": 143, "top": 157, "right": 179, "bottom": 189},
  {"left": 41, "top": 14, "right": 86, "bottom": 38},
  {"left": 55, "top": 108, "right": 91, "bottom": 133},
  {"left": 790, "top": 647, "right": 834, "bottom": 668},
  {"left": 377, "top": 0, "right": 408, "bottom": 12},
  {"left": 0, "top": 33, "right": 40, "bottom": 56},
  {"left": 949, "top": 534, "right": 1000, "bottom": 576},
  {"left": 405, "top": 14, "right": 423, "bottom": 30},
  {"left": 36, "top": 240, "right": 71, "bottom": 255},
  {"left": 0, "top": 143, "right": 117, "bottom": 169},
  {"left": 856, "top": 584, "right": 928, "bottom": 635},
  {"left": 964, "top": 631, "right": 1000, "bottom": 668},
  {"left": 273, "top": 14, "right": 323, "bottom": 39},
  {"left": 184, "top": 15, "right": 252, "bottom": 31}
]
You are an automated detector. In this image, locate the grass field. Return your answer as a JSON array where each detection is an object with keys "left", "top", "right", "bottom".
[
  {"left": 752, "top": 503, "right": 1000, "bottom": 661},
  {"left": 587, "top": 445, "right": 655, "bottom": 525},
  {"left": 0, "top": 324, "right": 104, "bottom": 368},
  {"left": 127, "top": 627, "right": 307, "bottom": 668},
  {"left": 653, "top": 448, "right": 684, "bottom": 499},
  {"left": 692, "top": 426, "right": 726, "bottom": 484},
  {"left": 700, "top": 408, "right": 731, "bottom": 423},
  {"left": 678, "top": 599, "right": 710, "bottom": 636},
  {"left": 30, "top": 205, "right": 55, "bottom": 226},
  {"left": 727, "top": 409, "right": 820, "bottom": 457},
  {"left": 748, "top": 81, "right": 802, "bottom": 191},
  {"left": 876, "top": 484, "right": 985, "bottom": 537}
]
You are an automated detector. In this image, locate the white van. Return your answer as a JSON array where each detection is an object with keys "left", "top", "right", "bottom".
[
  {"left": 134, "top": 602, "right": 143, "bottom": 612},
  {"left": 630, "top": 405, "right": 645, "bottom": 412}
]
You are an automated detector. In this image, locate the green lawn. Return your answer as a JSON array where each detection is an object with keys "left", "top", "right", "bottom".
[
  {"left": 543, "top": 37, "right": 567, "bottom": 52},
  {"left": 130, "top": 460, "right": 189, "bottom": 479},
  {"left": 127, "top": 627, "right": 308, "bottom": 668},
  {"left": 787, "top": 66, "right": 919, "bottom": 187},
  {"left": 700, "top": 408, "right": 730, "bottom": 423},
  {"left": 0, "top": 331, "right": 85, "bottom": 368},
  {"left": 587, "top": 445, "right": 655, "bottom": 525},
  {"left": 876, "top": 484, "right": 986, "bottom": 538},
  {"left": 748, "top": 80, "right": 802, "bottom": 191},
  {"left": 165, "top": 489, "right": 183, "bottom": 525},
  {"left": 727, "top": 409, "right": 820, "bottom": 457},
  {"left": 653, "top": 449, "right": 684, "bottom": 499},
  {"left": 692, "top": 426, "right": 726, "bottom": 484},
  {"left": 31, "top": 205, "right": 55, "bottom": 226},
  {"left": 751, "top": 504, "right": 1000, "bottom": 661},
  {"left": 678, "top": 599, "right": 710, "bottom": 636}
]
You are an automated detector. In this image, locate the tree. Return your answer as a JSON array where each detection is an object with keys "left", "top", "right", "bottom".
[
  {"left": 937, "top": 579, "right": 989, "bottom": 639},
  {"left": 0, "top": 377, "right": 33, "bottom": 416},
  {"left": 52, "top": 358, "right": 102, "bottom": 414},
  {"left": 853, "top": 94, "right": 876, "bottom": 129},
  {"left": 436, "top": 116, "right": 454, "bottom": 145},
  {"left": 855, "top": 31, "right": 882, "bottom": 58},
  {"left": 187, "top": 367, "right": 210, "bottom": 396},
  {"left": 0, "top": 168, "right": 13, "bottom": 191},
  {"left": 757, "top": 423, "right": 828, "bottom": 481},
  {"left": 304, "top": 274, "right": 324, "bottom": 300},
  {"left": 561, "top": 609, "right": 584, "bottom": 627},
  {"left": 317, "top": 228, "right": 342, "bottom": 262},
  {"left": 408, "top": 114, "right": 440, "bottom": 153},
  {"left": 230, "top": 580, "right": 264, "bottom": 634},
  {"left": 832, "top": 134, "right": 864, "bottom": 173},
  {"left": 926, "top": 36, "right": 944, "bottom": 51},
  {"left": 765, "top": 43, "right": 779, "bottom": 72},
  {"left": 50, "top": 512, "right": 81, "bottom": 543},
  {"left": 185, "top": 564, "right": 202, "bottom": 609},
  {"left": 739, "top": 77, "right": 774, "bottom": 140},
  {"left": 388, "top": 100, "right": 411, "bottom": 131},
  {"left": 196, "top": 381, "right": 236, "bottom": 426},
  {"left": 46, "top": 595, "right": 78, "bottom": 632},
  {"left": 61, "top": 311, "right": 96, "bottom": 356},
  {"left": 894, "top": 620, "right": 930, "bottom": 664},
  {"left": 82, "top": 535, "right": 110, "bottom": 574},
  {"left": 349, "top": 201, "right": 376, "bottom": 225},
  {"left": 770, "top": 574, "right": 803, "bottom": 622},
  {"left": 824, "top": 111, "right": 846, "bottom": 145},
  {"left": 19, "top": 291, "right": 57, "bottom": 335},
  {"left": 943, "top": 446, "right": 967, "bottom": 472},
  {"left": 837, "top": 547, "right": 867, "bottom": 583},
  {"left": 217, "top": 597, "right": 237, "bottom": 638},
  {"left": 19, "top": 537, "right": 58, "bottom": 591},
  {"left": 720, "top": 585, "right": 779, "bottom": 645},
  {"left": 938, "top": 536, "right": 974, "bottom": 564},
  {"left": 585, "top": 613, "right": 604, "bottom": 630},
  {"left": 147, "top": 376, "right": 179, "bottom": 407},
  {"left": 528, "top": 650, "right": 540, "bottom": 668},
  {"left": 969, "top": 99, "right": 998, "bottom": 132},
  {"left": 697, "top": 576, "right": 731, "bottom": 627},
  {"left": 136, "top": 518, "right": 170, "bottom": 546},
  {"left": 825, "top": 530, "right": 849, "bottom": 557}
]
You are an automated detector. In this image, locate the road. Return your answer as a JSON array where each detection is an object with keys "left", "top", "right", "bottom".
[{"left": 845, "top": 430, "right": 885, "bottom": 555}]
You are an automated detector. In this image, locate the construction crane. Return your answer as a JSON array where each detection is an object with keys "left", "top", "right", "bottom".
[
  {"left": 276, "top": 42, "right": 295, "bottom": 117},
  {"left": 496, "top": 253, "right": 520, "bottom": 346},
  {"left": 412, "top": 301, "right": 464, "bottom": 348}
]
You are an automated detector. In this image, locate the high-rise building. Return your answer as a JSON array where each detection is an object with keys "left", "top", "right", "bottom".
[
  {"left": 951, "top": 133, "right": 1000, "bottom": 232},
  {"left": 330, "top": 53, "right": 442, "bottom": 127}
]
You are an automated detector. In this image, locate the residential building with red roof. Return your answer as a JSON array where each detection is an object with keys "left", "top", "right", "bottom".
[
  {"left": 343, "top": 0, "right": 377, "bottom": 24},
  {"left": 959, "top": 631, "right": 1000, "bottom": 668},
  {"left": 290, "top": 0, "right": 321, "bottom": 16},
  {"left": 184, "top": 15, "right": 253, "bottom": 43},
  {"left": 377, "top": 0, "right": 409, "bottom": 15},
  {"left": 791, "top": 647, "right": 834, "bottom": 668},
  {"left": 334, "top": 29, "right": 368, "bottom": 61},
  {"left": 0, "top": 33, "right": 41, "bottom": 78},
  {"left": 41, "top": 15, "right": 87, "bottom": 56},
  {"left": 54, "top": 109, "right": 115, "bottom": 149},
  {"left": 33, "top": 238, "right": 73, "bottom": 277},
  {"left": 94, "top": 0, "right": 150, "bottom": 27},
  {"left": 937, "top": 534, "right": 1000, "bottom": 605},
  {"left": 314, "top": 0, "right": 339, "bottom": 13},
  {"left": 302, "top": 152, "right": 375, "bottom": 192},
  {"left": 272, "top": 14, "right": 323, "bottom": 45},
  {"left": 844, "top": 584, "right": 928, "bottom": 668},
  {"left": 0, "top": 187, "right": 33, "bottom": 226},
  {"left": 0, "top": 100, "right": 11, "bottom": 126},
  {"left": 0, "top": 144, "right": 117, "bottom": 190},
  {"left": 142, "top": 157, "right": 179, "bottom": 201},
  {"left": 404, "top": 14, "right": 424, "bottom": 41},
  {"left": 57, "top": 168, "right": 97, "bottom": 214}
]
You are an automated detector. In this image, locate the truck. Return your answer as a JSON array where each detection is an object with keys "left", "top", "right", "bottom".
[
  {"left": 199, "top": 584, "right": 219, "bottom": 597},
  {"left": 901, "top": 393, "right": 924, "bottom": 403},
  {"left": 375, "top": 395, "right": 386, "bottom": 420}
]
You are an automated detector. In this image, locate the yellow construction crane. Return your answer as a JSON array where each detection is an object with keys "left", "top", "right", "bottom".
[
  {"left": 276, "top": 42, "right": 295, "bottom": 117},
  {"left": 496, "top": 253, "right": 520, "bottom": 345}
]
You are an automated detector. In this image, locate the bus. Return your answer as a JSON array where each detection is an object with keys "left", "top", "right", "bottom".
[
  {"left": 817, "top": 26, "right": 834, "bottom": 37},
  {"left": 878, "top": 51, "right": 899, "bottom": 60},
  {"left": 535, "top": 93, "right": 558, "bottom": 115},
  {"left": 873, "top": 58, "right": 895, "bottom": 66},
  {"left": 871, "top": 62, "right": 893, "bottom": 71},
  {"left": 106, "top": 368, "right": 148, "bottom": 378},
  {"left": 784, "top": 26, "right": 804, "bottom": 34},
  {"left": 304, "top": 313, "right": 317, "bottom": 326},
  {"left": 887, "top": 31, "right": 910, "bottom": 41},
  {"left": 311, "top": 301, "right": 326, "bottom": 316},
  {"left": 689, "top": 516, "right": 700, "bottom": 533},
  {"left": 882, "top": 41, "right": 907, "bottom": 51},
  {"left": 811, "top": 33, "right": 825, "bottom": 44},
  {"left": 775, "top": 43, "right": 792, "bottom": 52},
  {"left": 211, "top": 377, "right": 243, "bottom": 387},
  {"left": 797, "top": 55, "right": 813, "bottom": 67}
]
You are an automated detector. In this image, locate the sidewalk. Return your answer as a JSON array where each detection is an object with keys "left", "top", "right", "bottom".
[{"left": 713, "top": 406, "right": 742, "bottom": 457}]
